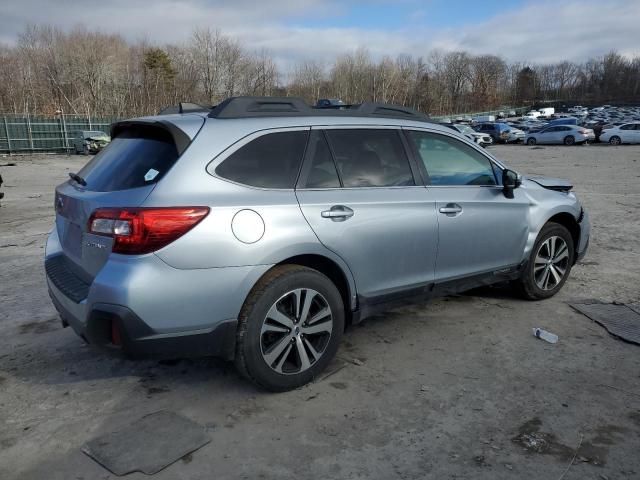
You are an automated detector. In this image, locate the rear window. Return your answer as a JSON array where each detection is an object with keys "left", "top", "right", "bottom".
[
  {"left": 77, "top": 127, "right": 178, "bottom": 192},
  {"left": 215, "top": 130, "right": 308, "bottom": 189}
]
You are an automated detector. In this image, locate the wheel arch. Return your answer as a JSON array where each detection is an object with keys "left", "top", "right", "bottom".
[
  {"left": 274, "top": 254, "right": 356, "bottom": 325},
  {"left": 545, "top": 212, "right": 580, "bottom": 263}
]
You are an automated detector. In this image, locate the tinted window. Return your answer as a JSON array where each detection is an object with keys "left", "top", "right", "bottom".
[
  {"left": 216, "top": 131, "right": 308, "bottom": 189},
  {"left": 302, "top": 131, "right": 340, "bottom": 188},
  {"left": 620, "top": 124, "right": 635, "bottom": 130},
  {"left": 408, "top": 131, "right": 497, "bottom": 186},
  {"left": 78, "top": 127, "right": 178, "bottom": 192},
  {"left": 325, "top": 129, "right": 414, "bottom": 187}
]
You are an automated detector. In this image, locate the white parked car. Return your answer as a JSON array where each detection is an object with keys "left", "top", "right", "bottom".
[
  {"left": 599, "top": 123, "right": 640, "bottom": 145},
  {"left": 445, "top": 123, "right": 493, "bottom": 147},
  {"left": 525, "top": 125, "right": 595, "bottom": 145}
]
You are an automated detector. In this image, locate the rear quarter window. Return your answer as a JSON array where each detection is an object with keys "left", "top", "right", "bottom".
[
  {"left": 215, "top": 130, "right": 309, "bottom": 189},
  {"left": 77, "top": 127, "right": 179, "bottom": 192}
]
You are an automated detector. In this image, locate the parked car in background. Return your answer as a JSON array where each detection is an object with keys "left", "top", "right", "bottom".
[
  {"left": 44, "top": 96, "right": 590, "bottom": 391},
  {"left": 548, "top": 117, "right": 578, "bottom": 126},
  {"left": 475, "top": 122, "right": 524, "bottom": 143},
  {"left": 525, "top": 125, "right": 594, "bottom": 145},
  {"left": 599, "top": 123, "right": 640, "bottom": 145},
  {"left": 443, "top": 123, "right": 493, "bottom": 147},
  {"left": 472, "top": 115, "right": 495, "bottom": 123},
  {"left": 73, "top": 130, "right": 111, "bottom": 154},
  {"left": 538, "top": 107, "right": 555, "bottom": 118}
]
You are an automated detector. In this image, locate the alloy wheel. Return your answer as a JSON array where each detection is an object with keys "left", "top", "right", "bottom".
[
  {"left": 533, "top": 236, "right": 570, "bottom": 290},
  {"left": 260, "top": 288, "right": 333, "bottom": 375}
]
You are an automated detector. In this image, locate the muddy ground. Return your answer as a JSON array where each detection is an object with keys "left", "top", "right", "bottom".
[{"left": 1, "top": 144, "right": 639, "bottom": 479}]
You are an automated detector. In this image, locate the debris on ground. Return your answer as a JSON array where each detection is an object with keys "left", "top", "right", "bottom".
[
  {"left": 570, "top": 302, "right": 640, "bottom": 345},
  {"left": 532, "top": 328, "right": 558, "bottom": 344},
  {"left": 82, "top": 411, "right": 210, "bottom": 475}
]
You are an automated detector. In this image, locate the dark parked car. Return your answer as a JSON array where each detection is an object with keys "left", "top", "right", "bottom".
[{"left": 474, "top": 122, "right": 524, "bottom": 143}]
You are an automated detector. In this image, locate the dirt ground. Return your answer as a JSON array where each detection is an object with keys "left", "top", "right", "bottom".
[{"left": 1, "top": 144, "right": 639, "bottom": 480}]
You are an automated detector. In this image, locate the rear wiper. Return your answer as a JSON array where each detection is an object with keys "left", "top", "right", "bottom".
[{"left": 68, "top": 172, "right": 87, "bottom": 186}]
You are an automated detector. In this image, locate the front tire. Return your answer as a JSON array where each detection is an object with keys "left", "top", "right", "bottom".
[
  {"left": 235, "top": 265, "right": 345, "bottom": 391},
  {"left": 516, "top": 223, "right": 574, "bottom": 300},
  {"left": 564, "top": 136, "right": 576, "bottom": 146},
  {"left": 609, "top": 136, "right": 621, "bottom": 145},
  {"left": 527, "top": 138, "right": 537, "bottom": 146}
]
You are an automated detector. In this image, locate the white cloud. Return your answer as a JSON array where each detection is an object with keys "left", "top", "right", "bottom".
[{"left": 0, "top": 0, "right": 638, "bottom": 70}]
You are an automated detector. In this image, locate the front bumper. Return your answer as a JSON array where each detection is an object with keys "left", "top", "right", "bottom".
[{"left": 576, "top": 208, "right": 590, "bottom": 262}]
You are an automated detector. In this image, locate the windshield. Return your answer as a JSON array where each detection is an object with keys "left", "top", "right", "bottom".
[
  {"left": 83, "top": 131, "right": 108, "bottom": 138},
  {"left": 456, "top": 124, "right": 475, "bottom": 135}
]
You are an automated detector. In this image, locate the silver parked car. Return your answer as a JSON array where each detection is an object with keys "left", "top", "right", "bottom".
[
  {"left": 46, "top": 97, "right": 590, "bottom": 391},
  {"left": 525, "top": 125, "right": 595, "bottom": 145}
]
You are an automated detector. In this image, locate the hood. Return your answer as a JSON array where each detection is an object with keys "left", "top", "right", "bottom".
[
  {"left": 526, "top": 175, "right": 573, "bottom": 192},
  {"left": 86, "top": 135, "right": 111, "bottom": 142}
]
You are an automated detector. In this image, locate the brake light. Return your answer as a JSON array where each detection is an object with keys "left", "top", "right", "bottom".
[{"left": 88, "top": 207, "right": 210, "bottom": 254}]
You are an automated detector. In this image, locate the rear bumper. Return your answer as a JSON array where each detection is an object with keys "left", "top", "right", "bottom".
[
  {"left": 48, "top": 277, "right": 238, "bottom": 360},
  {"left": 45, "top": 228, "right": 271, "bottom": 360}
]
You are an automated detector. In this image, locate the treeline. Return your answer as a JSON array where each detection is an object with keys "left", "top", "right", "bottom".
[{"left": 0, "top": 25, "right": 639, "bottom": 117}]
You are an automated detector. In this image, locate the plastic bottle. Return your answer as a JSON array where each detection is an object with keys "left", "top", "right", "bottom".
[{"left": 532, "top": 328, "right": 558, "bottom": 344}]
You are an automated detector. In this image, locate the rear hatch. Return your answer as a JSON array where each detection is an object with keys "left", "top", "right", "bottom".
[{"left": 53, "top": 117, "right": 203, "bottom": 284}]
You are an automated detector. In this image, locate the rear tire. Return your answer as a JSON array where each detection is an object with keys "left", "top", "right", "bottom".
[
  {"left": 563, "top": 136, "right": 575, "bottom": 146},
  {"left": 235, "top": 265, "right": 345, "bottom": 392},
  {"left": 515, "top": 223, "right": 574, "bottom": 300},
  {"left": 609, "top": 136, "right": 621, "bottom": 145},
  {"left": 526, "top": 138, "right": 537, "bottom": 146}
]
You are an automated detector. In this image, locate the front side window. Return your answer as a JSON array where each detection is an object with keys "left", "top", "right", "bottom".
[
  {"left": 325, "top": 129, "right": 414, "bottom": 187},
  {"left": 216, "top": 130, "right": 308, "bottom": 188},
  {"left": 407, "top": 131, "right": 497, "bottom": 186},
  {"left": 620, "top": 124, "right": 635, "bottom": 130}
]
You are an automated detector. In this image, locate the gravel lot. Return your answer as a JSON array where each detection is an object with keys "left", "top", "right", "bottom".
[{"left": 1, "top": 145, "right": 639, "bottom": 480}]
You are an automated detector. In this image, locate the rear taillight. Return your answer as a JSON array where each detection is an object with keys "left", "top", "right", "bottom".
[{"left": 88, "top": 207, "right": 210, "bottom": 254}]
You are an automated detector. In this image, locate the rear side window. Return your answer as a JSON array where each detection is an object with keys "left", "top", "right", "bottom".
[
  {"left": 78, "top": 127, "right": 179, "bottom": 192},
  {"left": 216, "top": 131, "right": 308, "bottom": 189},
  {"left": 325, "top": 129, "right": 414, "bottom": 187}
]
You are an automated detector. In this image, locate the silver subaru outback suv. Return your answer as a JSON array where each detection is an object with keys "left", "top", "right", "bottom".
[{"left": 45, "top": 97, "right": 590, "bottom": 391}]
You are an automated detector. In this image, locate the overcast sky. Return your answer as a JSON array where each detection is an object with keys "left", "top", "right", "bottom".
[{"left": 1, "top": 0, "right": 639, "bottom": 70}]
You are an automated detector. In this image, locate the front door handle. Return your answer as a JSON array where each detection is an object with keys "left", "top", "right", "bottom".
[
  {"left": 439, "top": 203, "right": 463, "bottom": 216},
  {"left": 321, "top": 205, "right": 354, "bottom": 221}
]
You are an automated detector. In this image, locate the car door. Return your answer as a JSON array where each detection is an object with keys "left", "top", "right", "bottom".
[
  {"left": 404, "top": 129, "right": 530, "bottom": 282},
  {"left": 295, "top": 128, "right": 438, "bottom": 302},
  {"left": 540, "top": 126, "right": 559, "bottom": 144},
  {"left": 619, "top": 123, "right": 635, "bottom": 143}
]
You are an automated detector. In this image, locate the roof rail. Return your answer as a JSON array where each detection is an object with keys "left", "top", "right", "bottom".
[
  {"left": 158, "top": 102, "right": 213, "bottom": 115},
  {"left": 207, "top": 96, "right": 432, "bottom": 123}
]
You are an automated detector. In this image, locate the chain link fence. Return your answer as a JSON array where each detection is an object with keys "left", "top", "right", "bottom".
[{"left": 0, "top": 114, "right": 119, "bottom": 154}]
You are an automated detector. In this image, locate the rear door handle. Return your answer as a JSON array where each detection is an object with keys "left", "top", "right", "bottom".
[
  {"left": 321, "top": 205, "right": 354, "bottom": 221},
  {"left": 439, "top": 203, "right": 463, "bottom": 216}
]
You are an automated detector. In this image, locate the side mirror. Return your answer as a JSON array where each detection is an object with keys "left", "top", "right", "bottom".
[{"left": 502, "top": 169, "right": 521, "bottom": 199}]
